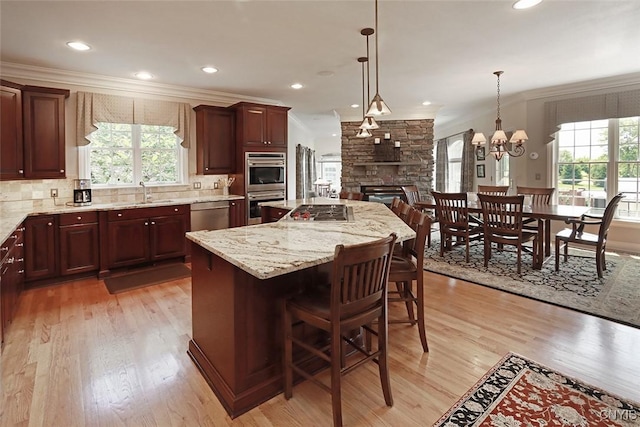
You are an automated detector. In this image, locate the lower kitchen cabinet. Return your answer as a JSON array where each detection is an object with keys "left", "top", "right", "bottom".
[
  {"left": 100, "top": 205, "right": 190, "bottom": 275},
  {"left": 1, "top": 224, "right": 24, "bottom": 345},
  {"left": 59, "top": 212, "right": 99, "bottom": 276},
  {"left": 261, "top": 205, "right": 290, "bottom": 223},
  {"left": 25, "top": 215, "right": 58, "bottom": 281},
  {"left": 229, "top": 199, "right": 246, "bottom": 228}
]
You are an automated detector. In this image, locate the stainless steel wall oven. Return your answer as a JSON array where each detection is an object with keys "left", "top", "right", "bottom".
[
  {"left": 246, "top": 152, "right": 286, "bottom": 192},
  {"left": 247, "top": 189, "right": 286, "bottom": 225}
]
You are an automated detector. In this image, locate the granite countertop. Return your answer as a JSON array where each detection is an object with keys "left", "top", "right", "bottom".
[
  {"left": 186, "top": 198, "right": 415, "bottom": 280},
  {"left": 0, "top": 194, "right": 244, "bottom": 244}
]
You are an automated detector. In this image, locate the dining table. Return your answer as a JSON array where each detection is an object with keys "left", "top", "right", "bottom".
[{"left": 415, "top": 198, "right": 592, "bottom": 269}]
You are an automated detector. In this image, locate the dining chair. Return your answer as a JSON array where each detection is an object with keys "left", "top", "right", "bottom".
[
  {"left": 387, "top": 208, "right": 430, "bottom": 352},
  {"left": 431, "top": 191, "right": 484, "bottom": 263},
  {"left": 282, "top": 233, "right": 397, "bottom": 427},
  {"left": 401, "top": 185, "right": 436, "bottom": 247},
  {"left": 338, "top": 190, "right": 364, "bottom": 200},
  {"left": 477, "top": 194, "right": 539, "bottom": 274},
  {"left": 517, "top": 186, "right": 556, "bottom": 254},
  {"left": 555, "top": 193, "right": 624, "bottom": 279},
  {"left": 477, "top": 185, "right": 510, "bottom": 195}
]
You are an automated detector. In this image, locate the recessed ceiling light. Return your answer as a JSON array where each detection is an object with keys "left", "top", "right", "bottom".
[
  {"left": 332, "top": 133, "right": 337, "bottom": 137},
  {"left": 290, "top": 83, "right": 303, "bottom": 89},
  {"left": 202, "top": 66, "right": 218, "bottom": 74},
  {"left": 513, "top": 0, "right": 542, "bottom": 10},
  {"left": 135, "top": 71, "right": 154, "bottom": 80},
  {"left": 422, "top": 101, "right": 432, "bottom": 106},
  {"left": 351, "top": 104, "right": 359, "bottom": 108},
  {"left": 66, "top": 41, "right": 91, "bottom": 51}
]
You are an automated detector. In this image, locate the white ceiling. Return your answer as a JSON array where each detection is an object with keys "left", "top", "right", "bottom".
[{"left": 2, "top": 0, "right": 640, "bottom": 141}]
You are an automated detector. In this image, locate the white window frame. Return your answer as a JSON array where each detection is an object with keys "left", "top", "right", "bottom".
[{"left": 79, "top": 123, "right": 188, "bottom": 188}]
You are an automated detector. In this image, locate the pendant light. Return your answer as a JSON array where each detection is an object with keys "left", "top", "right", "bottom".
[
  {"left": 359, "top": 28, "right": 379, "bottom": 130},
  {"left": 365, "top": 0, "right": 391, "bottom": 116},
  {"left": 356, "top": 57, "right": 372, "bottom": 138}
]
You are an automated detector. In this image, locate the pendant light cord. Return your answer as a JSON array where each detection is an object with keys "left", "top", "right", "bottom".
[{"left": 374, "top": 0, "right": 380, "bottom": 94}]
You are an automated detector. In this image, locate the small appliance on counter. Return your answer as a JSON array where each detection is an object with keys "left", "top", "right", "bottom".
[{"left": 73, "top": 179, "right": 92, "bottom": 206}]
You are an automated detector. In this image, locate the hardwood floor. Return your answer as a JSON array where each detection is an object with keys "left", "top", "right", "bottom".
[{"left": 1, "top": 270, "right": 639, "bottom": 426}]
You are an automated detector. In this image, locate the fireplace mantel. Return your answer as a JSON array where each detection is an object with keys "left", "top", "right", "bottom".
[{"left": 353, "top": 161, "right": 424, "bottom": 167}]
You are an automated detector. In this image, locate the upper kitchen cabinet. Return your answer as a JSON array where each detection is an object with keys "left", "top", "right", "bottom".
[
  {"left": 0, "top": 80, "right": 70, "bottom": 181},
  {"left": 231, "top": 102, "right": 290, "bottom": 150},
  {"left": 1, "top": 80, "right": 24, "bottom": 180},
  {"left": 194, "top": 105, "right": 235, "bottom": 174}
]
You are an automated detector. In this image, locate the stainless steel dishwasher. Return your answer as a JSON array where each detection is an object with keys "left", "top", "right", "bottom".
[{"left": 190, "top": 201, "right": 230, "bottom": 231}]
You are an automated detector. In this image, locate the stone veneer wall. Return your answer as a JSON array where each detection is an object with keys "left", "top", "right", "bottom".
[{"left": 341, "top": 119, "right": 434, "bottom": 197}]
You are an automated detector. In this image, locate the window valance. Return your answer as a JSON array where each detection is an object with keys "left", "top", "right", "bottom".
[
  {"left": 544, "top": 89, "right": 640, "bottom": 143},
  {"left": 76, "top": 92, "right": 191, "bottom": 147}
]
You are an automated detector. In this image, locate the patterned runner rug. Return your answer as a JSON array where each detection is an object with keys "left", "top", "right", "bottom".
[
  {"left": 424, "top": 238, "right": 640, "bottom": 328},
  {"left": 433, "top": 353, "right": 640, "bottom": 426}
]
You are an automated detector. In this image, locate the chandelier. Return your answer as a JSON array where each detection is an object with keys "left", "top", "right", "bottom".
[
  {"left": 365, "top": 0, "right": 391, "bottom": 116},
  {"left": 472, "top": 71, "right": 527, "bottom": 161},
  {"left": 359, "top": 27, "right": 379, "bottom": 131},
  {"left": 355, "top": 56, "right": 372, "bottom": 138}
]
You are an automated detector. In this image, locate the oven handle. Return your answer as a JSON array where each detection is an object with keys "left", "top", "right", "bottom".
[
  {"left": 248, "top": 192, "right": 286, "bottom": 200},
  {"left": 247, "top": 160, "right": 286, "bottom": 167}
]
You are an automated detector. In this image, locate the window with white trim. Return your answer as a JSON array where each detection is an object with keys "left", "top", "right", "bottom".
[
  {"left": 81, "top": 122, "right": 187, "bottom": 187},
  {"left": 555, "top": 116, "right": 639, "bottom": 220},
  {"left": 446, "top": 137, "right": 463, "bottom": 193}
]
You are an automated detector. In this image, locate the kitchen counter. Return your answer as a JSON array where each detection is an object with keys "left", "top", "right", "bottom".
[
  {"left": 0, "top": 194, "right": 244, "bottom": 244},
  {"left": 186, "top": 198, "right": 414, "bottom": 418},
  {"left": 185, "top": 198, "right": 415, "bottom": 280}
]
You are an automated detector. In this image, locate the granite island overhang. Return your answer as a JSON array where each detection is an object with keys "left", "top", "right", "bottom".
[{"left": 185, "top": 199, "right": 415, "bottom": 418}]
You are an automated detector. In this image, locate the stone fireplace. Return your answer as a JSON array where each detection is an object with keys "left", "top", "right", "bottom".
[{"left": 340, "top": 119, "right": 434, "bottom": 198}]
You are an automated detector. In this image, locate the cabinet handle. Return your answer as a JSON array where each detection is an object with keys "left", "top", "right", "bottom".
[
  {"left": 117, "top": 213, "right": 123, "bottom": 217},
  {"left": 16, "top": 243, "right": 23, "bottom": 247},
  {"left": 151, "top": 221, "right": 155, "bottom": 225},
  {"left": 268, "top": 141, "right": 272, "bottom": 145},
  {"left": 77, "top": 216, "right": 82, "bottom": 220},
  {"left": 10, "top": 234, "right": 17, "bottom": 239},
  {"left": 19, "top": 227, "right": 25, "bottom": 231},
  {"left": 17, "top": 257, "right": 23, "bottom": 262},
  {"left": 60, "top": 169, "right": 65, "bottom": 173},
  {"left": 205, "top": 167, "right": 209, "bottom": 171},
  {"left": 174, "top": 208, "right": 178, "bottom": 212},
  {"left": 18, "top": 270, "right": 24, "bottom": 274},
  {"left": 0, "top": 247, "right": 7, "bottom": 253},
  {"left": 19, "top": 169, "right": 24, "bottom": 174},
  {"left": 6, "top": 257, "right": 14, "bottom": 264},
  {"left": 47, "top": 222, "right": 52, "bottom": 226},
  {"left": 145, "top": 222, "right": 149, "bottom": 226}
]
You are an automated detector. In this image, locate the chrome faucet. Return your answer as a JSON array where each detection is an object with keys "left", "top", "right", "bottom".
[{"left": 140, "top": 181, "right": 151, "bottom": 203}]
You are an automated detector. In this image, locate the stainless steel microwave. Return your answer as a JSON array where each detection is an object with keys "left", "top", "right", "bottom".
[{"left": 246, "top": 152, "right": 286, "bottom": 192}]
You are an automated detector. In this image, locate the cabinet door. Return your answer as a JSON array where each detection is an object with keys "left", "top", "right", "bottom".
[
  {"left": 149, "top": 214, "right": 188, "bottom": 261},
  {"left": 229, "top": 199, "right": 246, "bottom": 228},
  {"left": 107, "top": 218, "right": 150, "bottom": 268},
  {"left": 241, "top": 105, "right": 267, "bottom": 147},
  {"left": 25, "top": 215, "right": 58, "bottom": 281},
  {"left": 22, "top": 90, "right": 66, "bottom": 179},
  {"left": 59, "top": 224, "right": 99, "bottom": 275},
  {"left": 195, "top": 106, "right": 235, "bottom": 174},
  {"left": 0, "top": 83, "right": 24, "bottom": 180},
  {"left": 267, "top": 107, "right": 288, "bottom": 147}
]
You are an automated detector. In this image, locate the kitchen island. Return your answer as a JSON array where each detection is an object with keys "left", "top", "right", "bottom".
[{"left": 185, "top": 198, "right": 414, "bottom": 417}]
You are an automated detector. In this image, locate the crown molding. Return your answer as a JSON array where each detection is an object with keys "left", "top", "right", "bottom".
[
  {"left": 0, "top": 62, "right": 281, "bottom": 106},
  {"left": 522, "top": 72, "right": 640, "bottom": 101}
]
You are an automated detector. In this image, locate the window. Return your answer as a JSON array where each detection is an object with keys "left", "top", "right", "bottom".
[
  {"left": 446, "top": 137, "right": 463, "bottom": 192},
  {"left": 82, "top": 122, "right": 187, "bottom": 187},
  {"left": 317, "top": 153, "right": 342, "bottom": 194},
  {"left": 555, "top": 116, "right": 639, "bottom": 219}
]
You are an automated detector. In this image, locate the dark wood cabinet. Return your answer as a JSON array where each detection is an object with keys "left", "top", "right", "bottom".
[
  {"left": 100, "top": 205, "right": 190, "bottom": 275},
  {"left": 229, "top": 199, "right": 246, "bottom": 228},
  {"left": 1, "top": 80, "right": 24, "bottom": 180},
  {"left": 231, "top": 102, "right": 290, "bottom": 150},
  {"left": 194, "top": 105, "right": 235, "bottom": 174},
  {"left": 0, "top": 81, "right": 69, "bottom": 181},
  {"left": 25, "top": 215, "right": 58, "bottom": 281},
  {"left": 1, "top": 225, "right": 24, "bottom": 345},
  {"left": 22, "top": 87, "right": 69, "bottom": 179},
  {"left": 59, "top": 212, "right": 99, "bottom": 276},
  {"left": 261, "top": 205, "right": 291, "bottom": 223}
]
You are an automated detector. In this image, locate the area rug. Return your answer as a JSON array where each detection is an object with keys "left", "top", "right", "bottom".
[
  {"left": 424, "top": 238, "right": 640, "bottom": 328},
  {"left": 433, "top": 352, "right": 640, "bottom": 426},
  {"left": 104, "top": 263, "right": 191, "bottom": 294}
]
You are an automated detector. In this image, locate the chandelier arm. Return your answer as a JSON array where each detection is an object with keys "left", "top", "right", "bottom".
[{"left": 506, "top": 143, "right": 526, "bottom": 158}]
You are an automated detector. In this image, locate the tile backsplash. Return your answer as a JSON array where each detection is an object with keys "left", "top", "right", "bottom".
[{"left": 0, "top": 175, "right": 230, "bottom": 209}]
